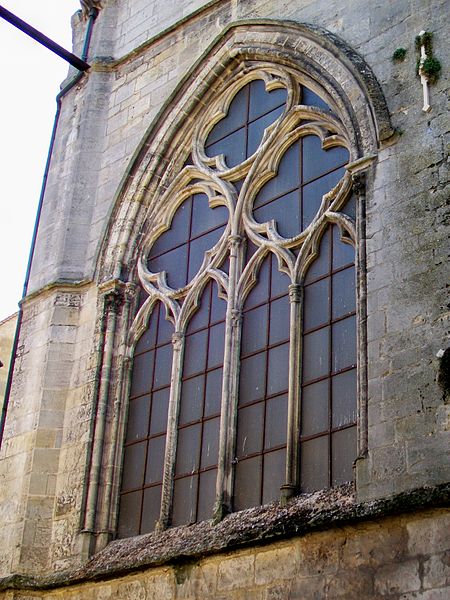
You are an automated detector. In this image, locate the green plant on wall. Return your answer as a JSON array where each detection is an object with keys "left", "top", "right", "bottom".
[{"left": 392, "top": 47, "right": 407, "bottom": 62}]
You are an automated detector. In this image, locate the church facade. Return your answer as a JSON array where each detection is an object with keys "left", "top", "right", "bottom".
[{"left": 0, "top": 1, "right": 449, "bottom": 598}]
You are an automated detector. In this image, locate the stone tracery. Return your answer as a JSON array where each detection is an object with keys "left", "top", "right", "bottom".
[{"left": 121, "top": 65, "right": 358, "bottom": 533}]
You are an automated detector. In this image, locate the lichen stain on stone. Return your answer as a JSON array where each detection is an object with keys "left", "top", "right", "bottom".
[
  {"left": 54, "top": 493, "right": 76, "bottom": 518},
  {"left": 173, "top": 560, "right": 196, "bottom": 585}
]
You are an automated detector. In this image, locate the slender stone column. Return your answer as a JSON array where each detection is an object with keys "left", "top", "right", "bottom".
[
  {"left": 353, "top": 172, "right": 369, "bottom": 458},
  {"left": 214, "top": 235, "right": 242, "bottom": 521},
  {"left": 281, "top": 283, "right": 302, "bottom": 503},
  {"left": 82, "top": 288, "right": 123, "bottom": 554},
  {"left": 157, "top": 331, "right": 185, "bottom": 530}
]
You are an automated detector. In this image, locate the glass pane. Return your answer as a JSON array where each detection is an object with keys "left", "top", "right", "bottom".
[
  {"left": 341, "top": 194, "right": 357, "bottom": 219},
  {"left": 249, "top": 79, "right": 287, "bottom": 120},
  {"left": 301, "top": 380, "right": 329, "bottom": 437},
  {"left": 117, "top": 491, "right": 142, "bottom": 538},
  {"left": 197, "top": 469, "right": 217, "bottom": 522},
  {"left": 201, "top": 417, "right": 220, "bottom": 468},
  {"left": 121, "top": 442, "right": 146, "bottom": 491},
  {"left": 183, "top": 330, "right": 207, "bottom": 376},
  {"left": 153, "top": 343, "right": 173, "bottom": 388},
  {"left": 247, "top": 105, "right": 284, "bottom": 156},
  {"left": 205, "top": 368, "right": 222, "bottom": 417},
  {"left": 332, "top": 266, "right": 356, "bottom": 319},
  {"left": 302, "top": 135, "right": 348, "bottom": 183},
  {"left": 207, "top": 321, "right": 225, "bottom": 369},
  {"left": 254, "top": 141, "right": 300, "bottom": 206},
  {"left": 262, "top": 448, "right": 286, "bottom": 504},
  {"left": 332, "top": 368, "right": 357, "bottom": 429},
  {"left": 180, "top": 375, "right": 204, "bottom": 425},
  {"left": 130, "top": 351, "right": 154, "bottom": 398},
  {"left": 149, "top": 199, "right": 191, "bottom": 257},
  {"left": 188, "top": 228, "right": 226, "bottom": 281},
  {"left": 254, "top": 190, "right": 301, "bottom": 238},
  {"left": 302, "top": 169, "right": 345, "bottom": 229},
  {"left": 210, "top": 283, "right": 227, "bottom": 323},
  {"left": 302, "top": 86, "right": 331, "bottom": 112},
  {"left": 188, "top": 283, "right": 210, "bottom": 332},
  {"left": 332, "top": 226, "right": 355, "bottom": 269},
  {"left": 302, "top": 327, "right": 330, "bottom": 383},
  {"left": 239, "top": 352, "right": 266, "bottom": 405},
  {"left": 172, "top": 475, "right": 198, "bottom": 526},
  {"left": 332, "top": 316, "right": 356, "bottom": 373},
  {"left": 145, "top": 435, "right": 166, "bottom": 484},
  {"left": 126, "top": 395, "right": 150, "bottom": 442},
  {"left": 176, "top": 424, "right": 201, "bottom": 475},
  {"left": 134, "top": 313, "right": 157, "bottom": 353},
  {"left": 269, "top": 295, "right": 290, "bottom": 345},
  {"left": 332, "top": 426, "right": 357, "bottom": 486},
  {"left": 300, "top": 436, "right": 329, "bottom": 492},
  {"left": 233, "top": 456, "right": 262, "bottom": 511},
  {"left": 271, "top": 257, "right": 290, "bottom": 296},
  {"left": 236, "top": 402, "right": 264, "bottom": 458},
  {"left": 267, "top": 343, "right": 289, "bottom": 396},
  {"left": 305, "top": 228, "right": 330, "bottom": 282},
  {"left": 191, "top": 194, "right": 228, "bottom": 237},
  {"left": 245, "top": 257, "right": 270, "bottom": 308},
  {"left": 156, "top": 306, "right": 174, "bottom": 345},
  {"left": 206, "top": 127, "right": 246, "bottom": 168},
  {"left": 265, "top": 394, "right": 288, "bottom": 449},
  {"left": 241, "top": 304, "right": 269, "bottom": 355},
  {"left": 136, "top": 285, "right": 147, "bottom": 311},
  {"left": 206, "top": 85, "right": 248, "bottom": 145},
  {"left": 246, "top": 239, "right": 259, "bottom": 261},
  {"left": 149, "top": 387, "right": 169, "bottom": 434},
  {"left": 148, "top": 244, "right": 188, "bottom": 290},
  {"left": 303, "top": 278, "right": 330, "bottom": 331},
  {"left": 141, "top": 486, "right": 162, "bottom": 534}
]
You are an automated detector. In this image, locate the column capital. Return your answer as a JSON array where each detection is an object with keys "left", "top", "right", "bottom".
[{"left": 288, "top": 283, "right": 302, "bottom": 303}]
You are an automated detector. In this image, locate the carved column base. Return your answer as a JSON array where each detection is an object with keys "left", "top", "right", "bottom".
[{"left": 280, "top": 484, "right": 298, "bottom": 505}]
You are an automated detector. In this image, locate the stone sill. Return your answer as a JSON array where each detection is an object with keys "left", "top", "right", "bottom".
[{"left": 1, "top": 482, "right": 450, "bottom": 592}]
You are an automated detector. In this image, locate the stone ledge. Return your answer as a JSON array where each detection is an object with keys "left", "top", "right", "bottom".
[{"left": 1, "top": 482, "right": 449, "bottom": 592}]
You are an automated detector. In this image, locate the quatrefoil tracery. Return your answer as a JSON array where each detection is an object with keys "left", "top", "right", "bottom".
[{"left": 136, "top": 66, "right": 355, "bottom": 334}]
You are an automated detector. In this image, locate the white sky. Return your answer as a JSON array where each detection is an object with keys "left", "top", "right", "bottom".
[{"left": 0, "top": 0, "right": 81, "bottom": 321}]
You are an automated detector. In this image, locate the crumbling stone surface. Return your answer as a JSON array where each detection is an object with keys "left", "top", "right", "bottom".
[{"left": 1, "top": 482, "right": 449, "bottom": 594}]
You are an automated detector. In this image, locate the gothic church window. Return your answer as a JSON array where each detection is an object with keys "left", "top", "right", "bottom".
[{"left": 118, "top": 69, "right": 357, "bottom": 538}]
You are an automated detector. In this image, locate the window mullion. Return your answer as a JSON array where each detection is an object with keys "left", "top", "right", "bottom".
[
  {"left": 281, "top": 283, "right": 303, "bottom": 502},
  {"left": 157, "top": 330, "right": 185, "bottom": 530},
  {"left": 214, "top": 235, "right": 243, "bottom": 520}
]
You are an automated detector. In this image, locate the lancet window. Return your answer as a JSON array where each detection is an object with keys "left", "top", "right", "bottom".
[{"left": 117, "top": 66, "right": 358, "bottom": 538}]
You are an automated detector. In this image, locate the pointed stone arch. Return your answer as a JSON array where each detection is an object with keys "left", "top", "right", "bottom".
[{"left": 84, "top": 19, "right": 393, "bottom": 546}]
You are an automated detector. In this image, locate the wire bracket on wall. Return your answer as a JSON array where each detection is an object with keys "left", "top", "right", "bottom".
[
  {"left": 416, "top": 30, "right": 442, "bottom": 113},
  {"left": 417, "top": 31, "right": 431, "bottom": 112}
]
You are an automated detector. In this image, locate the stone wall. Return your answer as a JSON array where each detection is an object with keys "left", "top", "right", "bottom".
[
  {"left": 0, "top": 0, "right": 448, "bottom": 587},
  {"left": 0, "top": 507, "right": 449, "bottom": 599}
]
